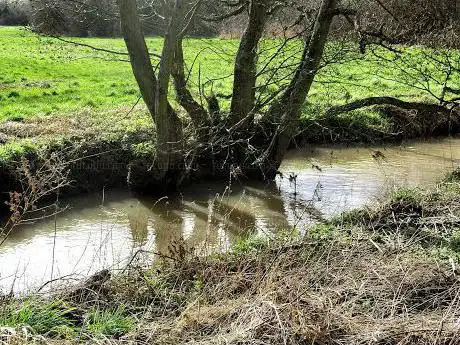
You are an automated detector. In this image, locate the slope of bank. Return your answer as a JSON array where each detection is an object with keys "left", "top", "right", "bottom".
[
  {"left": 2, "top": 102, "right": 457, "bottom": 201},
  {"left": 2, "top": 26, "right": 460, "bottom": 199},
  {"left": 0, "top": 108, "right": 156, "bottom": 206},
  {"left": 2, "top": 170, "right": 460, "bottom": 344}
]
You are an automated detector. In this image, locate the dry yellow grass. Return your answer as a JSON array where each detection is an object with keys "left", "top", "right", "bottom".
[
  {"left": 96, "top": 230, "right": 460, "bottom": 344},
  {"left": 3, "top": 176, "right": 460, "bottom": 344}
]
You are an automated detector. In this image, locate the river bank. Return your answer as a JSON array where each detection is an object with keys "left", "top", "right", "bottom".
[
  {"left": 2, "top": 170, "right": 460, "bottom": 344},
  {"left": 1, "top": 103, "right": 457, "bottom": 208},
  {"left": 5, "top": 137, "right": 460, "bottom": 294}
]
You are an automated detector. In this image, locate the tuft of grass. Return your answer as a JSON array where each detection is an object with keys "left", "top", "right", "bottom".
[
  {"left": 0, "top": 140, "right": 36, "bottom": 163},
  {"left": 444, "top": 167, "right": 460, "bottom": 182},
  {"left": 0, "top": 299, "right": 77, "bottom": 337},
  {"left": 232, "top": 234, "right": 270, "bottom": 254},
  {"left": 83, "top": 305, "right": 135, "bottom": 338},
  {"left": 390, "top": 187, "right": 423, "bottom": 204},
  {"left": 7, "top": 91, "right": 20, "bottom": 98},
  {"left": 0, "top": 300, "right": 135, "bottom": 340}
]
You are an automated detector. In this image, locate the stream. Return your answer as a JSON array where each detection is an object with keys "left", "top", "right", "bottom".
[{"left": 1, "top": 137, "right": 460, "bottom": 294}]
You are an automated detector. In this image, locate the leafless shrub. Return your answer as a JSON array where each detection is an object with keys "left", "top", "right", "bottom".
[
  {"left": 29, "top": 0, "right": 119, "bottom": 37},
  {"left": 0, "top": 150, "right": 70, "bottom": 247},
  {"left": 0, "top": 0, "right": 29, "bottom": 25}
]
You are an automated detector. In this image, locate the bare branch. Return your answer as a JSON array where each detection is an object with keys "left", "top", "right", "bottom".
[
  {"left": 326, "top": 96, "right": 450, "bottom": 116},
  {"left": 200, "top": 2, "right": 248, "bottom": 22}
]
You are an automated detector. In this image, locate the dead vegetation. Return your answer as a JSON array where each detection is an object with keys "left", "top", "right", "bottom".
[
  {"left": 335, "top": 176, "right": 460, "bottom": 248},
  {"left": 4, "top": 218, "right": 460, "bottom": 343},
  {"left": 3, "top": 173, "right": 460, "bottom": 345},
  {"left": 0, "top": 107, "right": 153, "bottom": 141},
  {"left": 99, "top": 230, "right": 460, "bottom": 345}
]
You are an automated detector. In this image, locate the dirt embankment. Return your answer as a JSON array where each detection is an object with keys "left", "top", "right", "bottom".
[
  {"left": 1, "top": 103, "right": 459, "bottom": 213},
  {"left": 0, "top": 110, "right": 155, "bottom": 213}
]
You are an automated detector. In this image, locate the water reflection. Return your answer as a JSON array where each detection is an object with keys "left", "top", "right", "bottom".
[
  {"left": 2, "top": 137, "right": 460, "bottom": 293},
  {"left": 127, "top": 205, "right": 149, "bottom": 246}
]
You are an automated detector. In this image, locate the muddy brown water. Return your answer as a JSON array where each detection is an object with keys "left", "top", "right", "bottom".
[{"left": 2, "top": 137, "right": 460, "bottom": 294}]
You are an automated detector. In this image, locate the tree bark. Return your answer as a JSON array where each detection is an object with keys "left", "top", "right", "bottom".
[
  {"left": 326, "top": 96, "right": 451, "bottom": 116},
  {"left": 267, "top": 0, "right": 338, "bottom": 168},
  {"left": 230, "top": 0, "right": 268, "bottom": 122},
  {"left": 172, "top": 38, "right": 210, "bottom": 128},
  {"left": 153, "top": 0, "right": 185, "bottom": 180},
  {"left": 119, "top": 0, "right": 183, "bottom": 186},
  {"left": 118, "top": 0, "right": 157, "bottom": 119}
]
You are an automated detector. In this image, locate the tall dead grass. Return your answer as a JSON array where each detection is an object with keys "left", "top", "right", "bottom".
[
  {"left": 95, "top": 229, "right": 460, "bottom": 345},
  {"left": 3, "top": 234, "right": 460, "bottom": 344},
  {"left": 4, "top": 176, "right": 460, "bottom": 344}
]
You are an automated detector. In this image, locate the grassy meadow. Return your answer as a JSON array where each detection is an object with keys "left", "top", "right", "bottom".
[
  {"left": 0, "top": 26, "right": 238, "bottom": 120},
  {"left": 0, "top": 26, "right": 445, "bottom": 122}
]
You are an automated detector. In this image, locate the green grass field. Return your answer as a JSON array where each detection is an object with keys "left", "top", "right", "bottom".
[
  {"left": 0, "top": 26, "right": 240, "bottom": 120},
  {"left": 0, "top": 25, "right": 458, "bottom": 164},
  {"left": 0, "top": 26, "right": 449, "bottom": 122}
]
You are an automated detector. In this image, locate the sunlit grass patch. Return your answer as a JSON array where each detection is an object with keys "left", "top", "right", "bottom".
[
  {"left": 0, "top": 299, "right": 135, "bottom": 341},
  {"left": 82, "top": 305, "right": 135, "bottom": 338},
  {"left": 0, "top": 299, "right": 77, "bottom": 337},
  {"left": 0, "top": 26, "right": 451, "bottom": 124}
]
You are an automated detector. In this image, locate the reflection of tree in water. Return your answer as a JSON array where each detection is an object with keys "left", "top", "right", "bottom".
[
  {"left": 132, "top": 180, "right": 315, "bottom": 256},
  {"left": 213, "top": 199, "right": 257, "bottom": 235},
  {"left": 149, "top": 201, "right": 185, "bottom": 259},
  {"left": 288, "top": 197, "right": 326, "bottom": 228},
  {"left": 183, "top": 182, "right": 304, "bottom": 249},
  {"left": 127, "top": 204, "right": 149, "bottom": 246},
  {"left": 244, "top": 182, "right": 290, "bottom": 233},
  {"left": 182, "top": 200, "right": 220, "bottom": 254},
  {"left": 196, "top": 182, "right": 294, "bottom": 245}
]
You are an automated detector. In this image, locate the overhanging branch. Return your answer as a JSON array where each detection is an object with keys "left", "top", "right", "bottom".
[
  {"left": 326, "top": 96, "right": 450, "bottom": 116},
  {"left": 200, "top": 2, "right": 247, "bottom": 22}
]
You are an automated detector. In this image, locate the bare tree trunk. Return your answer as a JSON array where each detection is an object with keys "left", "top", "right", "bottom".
[
  {"left": 154, "top": 0, "right": 184, "bottom": 179},
  {"left": 230, "top": 0, "right": 268, "bottom": 122},
  {"left": 267, "top": 0, "right": 338, "bottom": 167},
  {"left": 118, "top": 0, "right": 339, "bottom": 188},
  {"left": 118, "top": 0, "right": 157, "bottom": 119},
  {"left": 172, "top": 39, "right": 210, "bottom": 128},
  {"left": 119, "top": 0, "right": 183, "bottom": 185}
]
